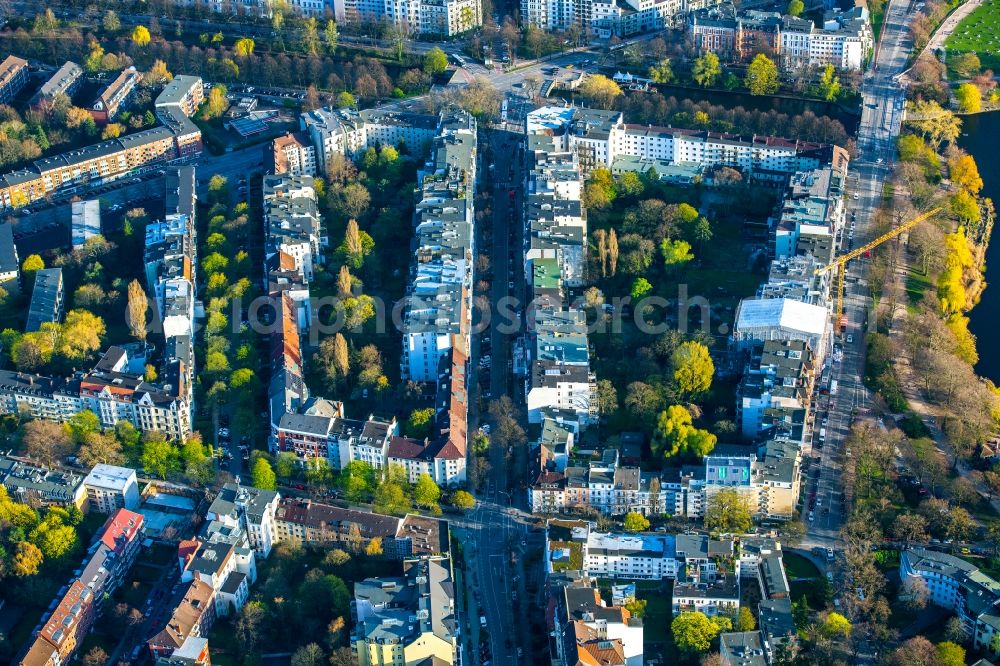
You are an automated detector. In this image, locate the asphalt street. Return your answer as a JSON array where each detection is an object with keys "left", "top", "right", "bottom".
[{"left": 802, "top": 0, "right": 915, "bottom": 549}]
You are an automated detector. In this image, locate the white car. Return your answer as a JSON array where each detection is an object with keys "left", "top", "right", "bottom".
[
  {"left": 846, "top": 334, "right": 854, "bottom": 343},
  {"left": 853, "top": 193, "right": 860, "bottom": 200}
]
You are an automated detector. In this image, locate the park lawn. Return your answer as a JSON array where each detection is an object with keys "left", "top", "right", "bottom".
[
  {"left": 906, "top": 266, "right": 934, "bottom": 310},
  {"left": 782, "top": 552, "right": 821, "bottom": 580},
  {"left": 945, "top": 0, "right": 1000, "bottom": 71}
]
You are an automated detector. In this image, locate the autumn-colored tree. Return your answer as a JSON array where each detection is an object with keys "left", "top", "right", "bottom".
[
  {"left": 131, "top": 25, "right": 151, "bottom": 46},
  {"left": 673, "top": 341, "right": 715, "bottom": 398},
  {"left": 608, "top": 228, "right": 619, "bottom": 276},
  {"left": 692, "top": 53, "right": 721, "bottom": 87},
  {"left": 127, "top": 279, "right": 148, "bottom": 341},
  {"left": 579, "top": 74, "right": 623, "bottom": 109},
  {"left": 21, "top": 419, "right": 74, "bottom": 466},
  {"left": 337, "top": 265, "right": 353, "bottom": 297},
  {"left": 234, "top": 37, "right": 256, "bottom": 57}
]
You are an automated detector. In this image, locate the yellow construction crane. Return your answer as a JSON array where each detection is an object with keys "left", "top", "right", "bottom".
[{"left": 815, "top": 206, "right": 942, "bottom": 333}]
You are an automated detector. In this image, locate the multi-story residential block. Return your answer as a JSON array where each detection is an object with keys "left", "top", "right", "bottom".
[
  {"left": 900, "top": 548, "right": 1000, "bottom": 658},
  {"left": 733, "top": 297, "right": 830, "bottom": 364},
  {"left": 25, "top": 268, "right": 64, "bottom": 332},
  {"left": 526, "top": 105, "right": 842, "bottom": 178},
  {"left": 781, "top": 7, "right": 873, "bottom": 70},
  {"left": 0, "top": 222, "right": 18, "bottom": 290},
  {"left": 418, "top": 0, "right": 482, "bottom": 36},
  {"left": 0, "top": 455, "right": 85, "bottom": 508},
  {"left": 272, "top": 132, "right": 318, "bottom": 176},
  {"left": 0, "top": 55, "right": 29, "bottom": 104},
  {"left": 0, "top": 124, "right": 200, "bottom": 209},
  {"left": 592, "top": 0, "right": 685, "bottom": 38},
  {"left": 772, "top": 160, "right": 849, "bottom": 259},
  {"left": 0, "top": 347, "right": 192, "bottom": 439},
  {"left": 274, "top": 498, "right": 403, "bottom": 548},
  {"left": 71, "top": 199, "right": 101, "bottom": 249},
  {"left": 560, "top": 621, "right": 628, "bottom": 665},
  {"left": 688, "top": 5, "right": 782, "bottom": 60},
  {"left": 30, "top": 61, "right": 84, "bottom": 109},
  {"left": 153, "top": 637, "right": 211, "bottom": 666},
  {"left": 19, "top": 509, "right": 144, "bottom": 666},
  {"left": 738, "top": 340, "right": 815, "bottom": 442},
  {"left": 147, "top": 579, "right": 217, "bottom": 659},
  {"left": 89, "top": 67, "right": 141, "bottom": 124},
  {"left": 353, "top": 556, "right": 458, "bottom": 665},
  {"left": 551, "top": 578, "right": 643, "bottom": 666},
  {"left": 83, "top": 463, "right": 140, "bottom": 512},
  {"left": 178, "top": 538, "right": 256, "bottom": 617},
  {"left": 206, "top": 483, "right": 280, "bottom": 558},
  {"left": 155, "top": 75, "right": 205, "bottom": 118},
  {"left": 263, "top": 173, "right": 322, "bottom": 284},
  {"left": 301, "top": 106, "right": 438, "bottom": 172}
]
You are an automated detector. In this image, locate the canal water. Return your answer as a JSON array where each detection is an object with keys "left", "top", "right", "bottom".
[{"left": 960, "top": 111, "right": 1000, "bottom": 384}]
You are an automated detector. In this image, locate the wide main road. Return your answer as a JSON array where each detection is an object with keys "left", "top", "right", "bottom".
[{"left": 804, "top": 0, "right": 916, "bottom": 548}]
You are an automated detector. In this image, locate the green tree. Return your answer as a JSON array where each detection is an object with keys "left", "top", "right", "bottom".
[
  {"left": 67, "top": 410, "right": 100, "bottom": 444},
  {"left": 736, "top": 606, "right": 756, "bottom": 632},
  {"left": 671, "top": 611, "right": 724, "bottom": 653},
  {"left": 131, "top": 25, "right": 151, "bottom": 47},
  {"left": 672, "top": 341, "right": 714, "bottom": 398},
  {"left": 818, "top": 64, "right": 841, "bottom": 101},
  {"left": 956, "top": 83, "right": 982, "bottom": 113},
  {"left": 275, "top": 452, "right": 298, "bottom": 479},
  {"left": 661, "top": 239, "right": 694, "bottom": 271},
  {"left": 623, "top": 512, "right": 650, "bottom": 532},
  {"left": 374, "top": 481, "right": 410, "bottom": 514},
  {"left": 951, "top": 189, "right": 981, "bottom": 224},
  {"left": 630, "top": 277, "right": 653, "bottom": 301},
  {"left": 339, "top": 460, "right": 375, "bottom": 501},
  {"left": 251, "top": 457, "right": 277, "bottom": 491},
  {"left": 451, "top": 490, "right": 476, "bottom": 510},
  {"left": 787, "top": 0, "right": 804, "bottom": 15},
  {"left": 141, "top": 436, "right": 177, "bottom": 479},
  {"left": 325, "top": 20, "right": 339, "bottom": 53},
  {"left": 704, "top": 488, "right": 753, "bottom": 535},
  {"left": 935, "top": 641, "right": 965, "bottom": 666},
  {"left": 648, "top": 58, "right": 673, "bottom": 84},
  {"left": 652, "top": 405, "right": 717, "bottom": 459},
  {"left": 414, "top": 474, "right": 441, "bottom": 509},
  {"left": 30, "top": 517, "right": 78, "bottom": 560},
  {"left": 692, "top": 53, "right": 722, "bottom": 87},
  {"left": 424, "top": 47, "right": 449, "bottom": 74},
  {"left": 336, "top": 91, "right": 356, "bottom": 109},
  {"left": 230, "top": 368, "right": 255, "bottom": 389},
  {"left": 407, "top": 408, "right": 436, "bottom": 439},
  {"left": 745, "top": 54, "right": 779, "bottom": 95}
]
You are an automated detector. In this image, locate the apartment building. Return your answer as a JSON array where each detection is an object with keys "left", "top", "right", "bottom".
[
  {"left": 30, "top": 61, "right": 83, "bottom": 109},
  {"left": 19, "top": 510, "right": 144, "bottom": 666},
  {"left": 71, "top": 199, "right": 101, "bottom": 248},
  {"left": 521, "top": 0, "right": 592, "bottom": 33},
  {"left": 353, "top": 556, "right": 458, "bottom": 665},
  {"left": 688, "top": 5, "right": 782, "bottom": 60},
  {"left": 0, "top": 347, "right": 192, "bottom": 439},
  {"left": 89, "top": 67, "right": 141, "bottom": 124},
  {"left": 781, "top": 8, "right": 873, "bottom": 71},
  {"left": 733, "top": 297, "right": 830, "bottom": 363},
  {"left": 526, "top": 105, "right": 840, "bottom": 179},
  {"left": 0, "top": 222, "right": 18, "bottom": 290},
  {"left": 147, "top": 580, "right": 217, "bottom": 659},
  {"left": 550, "top": 578, "right": 643, "bottom": 666},
  {"left": 178, "top": 538, "right": 256, "bottom": 617},
  {"left": 0, "top": 55, "right": 28, "bottom": 104},
  {"left": 155, "top": 75, "right": 205, "bottom": 118},
  {"left": 25, "top": 268, "right": 64, "bottom": 332},
  {"left": 703, "top": 442, "right": 802, "bottom": 521},
  {"left": 274, "top": 498, "right": 403, "bottom": 548},
  {"left": 82, "top": 463, "right": 140, "bottom": 512},
  {"left": 0, "top": 455, "right": 85, "bottom": 508},
  {"left": 900, "top": 549, "right": 1000, "bottom": 657},
  {"left": 738, "top": 340, "right": 815, "bottom": 442},
  {"left": 263, "top": 173, "right": 322, "bottom": 284},
  {"left": 272, "top": 132, "right": 318, "bottom": 176},
  {"left": 206, "top": 483, "right": 280, "bottom": 558},
  {"left": 301, "top": 106, "right": 438, "bottom": 172},
  {"left": 592, "top": 0, "right": 685, "bottom": 38}
]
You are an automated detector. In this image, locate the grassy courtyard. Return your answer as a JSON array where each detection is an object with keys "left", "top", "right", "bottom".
[{"left": 945, "top": 0, "right": 1000, "bottom": 71}]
